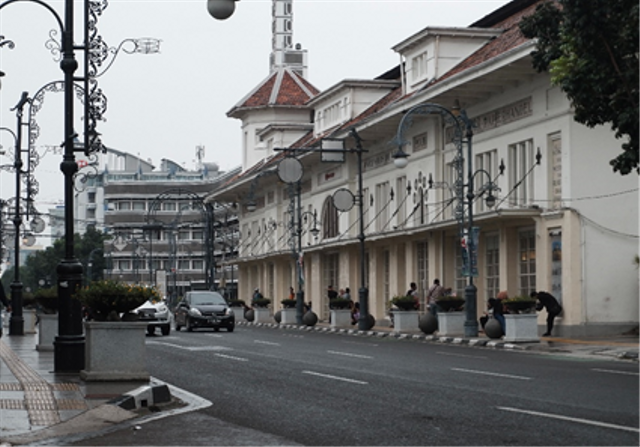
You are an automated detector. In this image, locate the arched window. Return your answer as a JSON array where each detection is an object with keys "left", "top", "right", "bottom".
[{"left": 321, "top": 197, "right": 339, "bottom": 239}]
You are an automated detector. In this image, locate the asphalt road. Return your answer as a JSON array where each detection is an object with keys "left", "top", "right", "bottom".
[{"left": 72, "top": 325, "right": 639, "bottom": 446}]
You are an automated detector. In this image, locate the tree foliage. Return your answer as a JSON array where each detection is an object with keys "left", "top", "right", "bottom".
[
  {"left": 519, "top": 0, "right": 639, "bottom": 175},
  {"left": 0, "top": 227, "right": 109, "bottom": 294}
]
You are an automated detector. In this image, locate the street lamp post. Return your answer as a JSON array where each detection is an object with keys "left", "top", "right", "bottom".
[{"left": 0, "top": 0, "right": 242, "bottom": 372}]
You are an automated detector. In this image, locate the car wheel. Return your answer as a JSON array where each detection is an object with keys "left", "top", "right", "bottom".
[
  {"left": 186, "top": 318, "right": 193, "bottom": 332},
  {"left": 147, "top": 326, "right": 155, "bottom": 336},
  {"left": 227, "top": 325, "right": 234, "bottom": 333},
  {"left": 161, "top": 324, "right": 170, "bottom": 336},
  {"left": 175, "top": 323, "right": 181, "bottom": 331},
  {"left": 213, "top": 327, "right": 220, "bottom": 332}
]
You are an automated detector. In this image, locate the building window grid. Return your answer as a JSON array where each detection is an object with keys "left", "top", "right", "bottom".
[
  {"left": 396, "top": 177, "right": 406, "bottom": 227},
  {"left": 411, "top": 51, "right": 428, "bottom": 81},
  {"left": 383, "top": 250, "right": 390, "bottom": 306},
  {"left": 322, "top": 253, "right": 340, "bottom": 320},
  {"left": 375, "top": 182, "right": 390, "bottom": 232},
  {"left": 485, "top": 233, "right": 500, "bottom": 300},
  {"left": 508, "top": 139, "right": 535, "bottom": 207},
  {"left": 475, "top": 150, "right": 497, "bottom": 214},
  {"left": 518, "top": 229, "right": 536, "bottom": 296}
]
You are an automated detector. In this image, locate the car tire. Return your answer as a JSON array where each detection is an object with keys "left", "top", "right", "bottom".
[
  {"left": 161, "top": 324, "right": 170, "bottom": 336},
  {"left": 213, "top": 327, "right": 220, "bottom": 332},
  {"left": 147, "top": 326, "right": 155, "bottom": 336},
  {"left": 175, "top": 323, "right": 181, "bottom": 332},
  {"left": 186, "top": 318, "right": 193, "bottom": 332},
  {"left": 227, "top": 325, "right": 234, "bottom": 333}
]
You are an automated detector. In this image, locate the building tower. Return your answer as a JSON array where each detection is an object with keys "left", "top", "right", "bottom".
[{"left": 270, "top": 0, "right": 308, "bottom": 78}]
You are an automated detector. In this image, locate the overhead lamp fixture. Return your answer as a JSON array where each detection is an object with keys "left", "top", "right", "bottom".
[{"left": 392, "top": 147, "right": 409, "bottom": 169}]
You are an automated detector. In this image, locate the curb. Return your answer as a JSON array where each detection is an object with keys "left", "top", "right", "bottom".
[{"left": 110, "top": 383, "right": 172, "bottom": 411}]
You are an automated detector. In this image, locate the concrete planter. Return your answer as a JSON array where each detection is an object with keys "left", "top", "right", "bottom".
[
  {"left": 330, "top": 309, "right": 352, "bottom": 328},
  {"left": 230, "top": 306, "right": 246, "bottom": 321},
  {"left": 281, "top": 308, "right": 297, "bottom": 325},
  {"left": 392, "top": 310, "right": 420, "bottom": 333},
  {"left": 504, "top": 313, "right": 539, "bottom": 342},
  {"left": 254, "top": 307, "right": 272, "bottom": 324},
  {"left": 23, "top": 309, "right": 37, "bottom": 334},
  {"left": 437, "top": 311, "right": 465, "bottom": 336},
  {"left": 36, "top": 313, "right": 57, "bottom": 351},
  {"left": 80, "top": 321, "right": 150, "bottom": 382}
]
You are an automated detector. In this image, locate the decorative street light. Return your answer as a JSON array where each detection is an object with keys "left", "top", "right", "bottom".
[
  {"left": 0, "top": 0, "right": 240, "bottom": 372},
  {"left": 275, "top": 155, "right": 319, "bottom": 325}
]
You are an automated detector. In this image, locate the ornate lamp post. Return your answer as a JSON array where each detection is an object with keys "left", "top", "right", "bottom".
[{"left": 0, "top": 0, "right": 241, "bottom": 372}]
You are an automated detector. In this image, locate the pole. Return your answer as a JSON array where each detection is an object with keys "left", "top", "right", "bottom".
[
  {"left": 355, "top": 145, "right": 370, "bottom": 331},
  {"left": 55, "top": 0, "right": 85, "bottom": 372},
  {"left": 463, "top": 118, "right": 478, "bottom": 337},
  {"left": 295, "top": 181, "right": 304, "bottom": 325},
  {"left": 8, "top": 92, "right": 28, "bottom": 336}
]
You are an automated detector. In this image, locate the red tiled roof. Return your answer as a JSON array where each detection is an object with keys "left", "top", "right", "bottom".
[{"left": 234, "top": 68, "right": 319, "bottom": 111}]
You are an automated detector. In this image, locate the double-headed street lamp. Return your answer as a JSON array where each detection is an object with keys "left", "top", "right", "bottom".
[{"left": 0, "top": 0, "right": 242, "bottom": 372}]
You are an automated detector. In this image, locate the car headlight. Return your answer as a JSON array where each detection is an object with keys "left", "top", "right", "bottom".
[
  {"left": 225, "top": 307, "right": 233, "bottom": 316},
  {"left": 189, "top": 307, "right": 202, "bottom": 317},
  {"left": 156, "top": 304, "right": 168, "bottom": 315}
]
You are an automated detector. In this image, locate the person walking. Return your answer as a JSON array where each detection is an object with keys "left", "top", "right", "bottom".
[
  {"left": 406, "top": 282, "right": 420, "bottom": 310},
  {"left": 426, "top": 279, "right": 443, "bottom": 315},
  {"left": 531, "top": 291, "right": 563, "bottom": 336},
  {"left": 0, "top": 279, "right": 11, "bottom": 338},
  {"left": 488, "top": 291, "right": 507, "bottom": 336}
]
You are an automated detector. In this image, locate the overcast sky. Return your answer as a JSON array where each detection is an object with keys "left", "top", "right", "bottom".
[{"left": 0, "top": 0, "right": 509, "bottom": 243}]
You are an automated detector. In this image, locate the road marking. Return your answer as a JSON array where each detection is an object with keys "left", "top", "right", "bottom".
[
  {"left": 302, "top": 370, "right": 368, "bottom": 385},
  {"left": 342, "top": 341, "right": 379, "bottom": 347},
  {"left": 254, "top": 340, "right": 281, "bottom": 346},
  {"left": 451, "top": 367, "right": 531, "bottom": 380},
  {"left": 214, "top": 353, "right": 248, "bottom": 362},
  {"left": 327, "top": 350, "right": 373, "bottom": 359},
  {"left": 147, "top": 341, "right": 231, "bottom": 352},
  {"left": 498, "top": 407, "right": 640, "bottom": 433},
  {"left": 437, "top": 351, "right": 487, "bottom": 359},
  {"left": 204, "top": 333, "right": 224, "bottom": 338},
  {"left": 592, "top": 368, "right": 639, "bottom": 376}
]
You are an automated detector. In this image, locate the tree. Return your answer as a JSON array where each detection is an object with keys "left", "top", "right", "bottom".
[{"left": 519, "top": 0, "right": 639, "bottom": 175}]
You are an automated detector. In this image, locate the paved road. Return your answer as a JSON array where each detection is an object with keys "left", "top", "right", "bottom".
[{"left": 72, "top": 325, "right": 639, "bottom": 446}]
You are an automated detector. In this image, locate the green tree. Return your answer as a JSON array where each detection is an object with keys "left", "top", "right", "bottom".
[{"left": 519, "top": 0, "right": 639, "bottom": 175}]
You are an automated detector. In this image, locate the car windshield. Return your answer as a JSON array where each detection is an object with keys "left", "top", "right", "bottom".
[{"left": 189, "top": 292, "right": 226, "bottom": 306}]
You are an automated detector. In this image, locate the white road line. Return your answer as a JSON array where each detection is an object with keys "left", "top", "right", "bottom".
[
  {"left": 254, "top": 340, "right": 281, "bottom": 346},
  {"left": 451, "top": 367, "right": 531, "bottom": 380},
  {"left": 342, "top": 341, "right": 379, "bottom": 347},
  {"left": 214, "top": 353, "right": 248, "bottom": 362},
  {"left": 302, "top": 370, "right": 368, "bottom": 385},
  {"left": 592, "top": 368, "right": 639, "bottom": 376},
  {"left": 147, "top": 341, "right": 231, "bottom": 352},
  {"left": 498, "top": 407, "right": 640, "bottom": 433},
  {"left": 327, "top": 350, "right": 373, "bottom": 359},
  {"left": 437, "top": 351, "right": 488, "bottom": 359}
]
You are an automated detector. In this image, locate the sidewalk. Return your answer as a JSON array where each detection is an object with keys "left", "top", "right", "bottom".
[{"left": 0, "top": 320, "right": 638, "bottom": 446}]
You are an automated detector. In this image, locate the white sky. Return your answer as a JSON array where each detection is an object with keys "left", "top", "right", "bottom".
[{"left": 0, "top": 0, "right": 509, "bottom": 244}]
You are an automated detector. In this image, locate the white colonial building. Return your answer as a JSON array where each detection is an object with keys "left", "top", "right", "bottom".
[{"left": 207, "top": 0, "right": 638, "bottom": 336}]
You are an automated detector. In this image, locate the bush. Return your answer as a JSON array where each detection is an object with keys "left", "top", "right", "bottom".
[
  {"left": 281, "top": 298, "right": 297, "bottom": 308},
  {"left": 436, "top": 295, "right": 464, "bottom": 312},
  {"left": 252, "top": 297, "right": 271, "bottom": 308},
  {"left": 329, "top": 298, "right": 352, "bottom": 310},
  {"left": 391, "top": 295, "right": 418, "bottom": 311},
  {"left": 229, "top": 299, "right": 246, "bottom": 307},
  {"left": 502, "top": 296, "right": 537, "bottom": 313},
  {"left": 75, "top": 280, "right": 160, "bottom": 321},
  {"left": 34, "top": 287, "right": 58, "bottom": 314}
]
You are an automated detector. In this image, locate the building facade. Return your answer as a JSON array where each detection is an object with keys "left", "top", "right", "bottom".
[{"left": 208, "top": 0, "right": 638, "bottom": 336}]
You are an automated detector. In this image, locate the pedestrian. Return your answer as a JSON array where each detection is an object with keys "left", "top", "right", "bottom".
[
  {"left": 406, "top": 282, "right": 420, "bottom": 310},
  {"left": 488, "top": 291, "right": 507, "bottom": 336},
  {"left": 252, "top": 287, "right": 263, "bottom": 304},
  {"left": 426, "top": 279, "right": 444, "bottom": 315},
  {"left": 0, "top": 279, "right": 11, "bottom": 338},
  {"left": 351, "top": 302, "right": 360, "bottom": 325},
  {"left": 288, "top": 286, "right": 295, "bottom": 300},
  {"left": 327, "top": 285, "right": 338, "bottom": 300},
  {"left": 531, "top": 291, "right": 563, "bottom": 336},
  {"left": 341, "top": 287, "right": 351, "bottom": 300}
]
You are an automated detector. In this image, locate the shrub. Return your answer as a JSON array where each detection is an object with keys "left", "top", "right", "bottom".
[
  {"left": 391, "top": 295, "right": 418, "bottom": 311},
  {"left": 229, "top": 299, "right": 246, "bottom": 307},
  {"left": 281, "top": 298, "right": 297, "bottom": 308},
  {"left": 329, "top": 298, "right": 352, "bottom": 310},
  {"left": 75, "top": 280, "right": 160, "bottom": 321},
  {"left": 252, "top": 297, "right": 271, "bottom": 308},
  {"left": 34, "top": 287, "right": 58, "bottom": 314}
]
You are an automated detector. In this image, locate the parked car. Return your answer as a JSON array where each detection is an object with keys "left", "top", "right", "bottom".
[
  {"left": 174, "top": 291, "right": 235, "bottom": 332},
  {"left": 134, "top": 299, "right": 171, "bottom": 336}
]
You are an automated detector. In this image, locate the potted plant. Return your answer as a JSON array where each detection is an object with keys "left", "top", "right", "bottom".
[
  {"left": 280, "top": 298, "right": 298, "bottom": 324},
  {"left": 252, "top": 297, "right": 272, "bottom": 323},
  {"left": 229, "top": 299, "right": 248, "bottom": 321},
  {"left": 329, "top": 298, "right": 353, "bottom": 328},
  {"left": 390, "top": 295, "right": 420, "bottom": 333},
  {"left": 34, "top": 287, "right": 58, "bottom": 351},
  {"left": 502, "top": 296, "right": 537, "bottom": 314},
  {"left": 76, "top": 280, "right": 159, "bottom": 382},
  {"left": 435, "top": 295, "right": 465, "bottom": 312}
]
